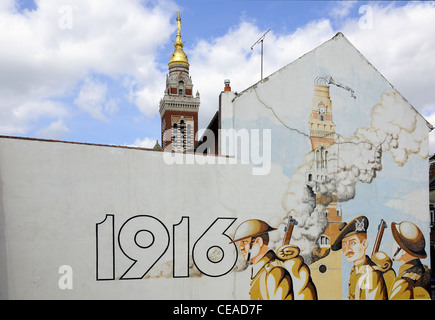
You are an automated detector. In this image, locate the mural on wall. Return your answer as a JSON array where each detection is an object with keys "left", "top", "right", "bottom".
[
  {"left": 225, "top": 71, "right": 432, "bottom": 300},
  {"left": 102, "top": 74, "right": 431, "bottom": 300},
  {"left": 229, "top": 217, "right": 317, "bottom": 300},
  {"left": 90, "top": 35, "right": 432, "bottom": 301}
]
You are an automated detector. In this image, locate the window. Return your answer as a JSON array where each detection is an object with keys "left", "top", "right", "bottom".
[
  {"left": 318, "top": 264, "right": 328, "bottom": 274},
  {"left": 171, "top": 119, "right": 194, "bottom": 152},
  {"left": 430, "top": 205, "right": 434, "bottom": 227},
  {"left": 187, "top": 124, "right": 192, "bottom": 150},
  {"left": 316, "top": 150, "right": 321, "bottom": 170},
  {"left": 320, "top": 147, "right": 324, "bottom": 169},
  {"left": 319, "top": 235, "right": 330, "bottom": 248},
  {"left": 180, "top": 120, "right": 186, "bottom": 150},
  {"left": 172, "top": 123, "right": 177, "bottom": 147},
  {"left": 178, "top": 80, "right": 184, "bottom": 96}
]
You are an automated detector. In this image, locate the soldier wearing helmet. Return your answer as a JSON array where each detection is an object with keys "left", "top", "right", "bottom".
[
  {"left": 389, "top": 221, "right": 431, "bottom": 299},
  {"left": 230, "top": 219, "right": 294, "bottom": 300}
]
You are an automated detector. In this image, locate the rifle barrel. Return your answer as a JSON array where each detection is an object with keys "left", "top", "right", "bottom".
[
  {"left": 371, "top": 220, "right": 387, "bottom": 257},
  {"left": 282, "top": 216, "right": 297, "bottom": 246}
]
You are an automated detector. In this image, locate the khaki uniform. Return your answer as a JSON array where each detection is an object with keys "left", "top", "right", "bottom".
[
  {"left": 230, "top": 219, "right": 317, "bottom": 300},
  {"left": 389, "top": 259, "right": 431, "bottom": 300},
  {"left": 348, "top": 256, "right": 388, "bottom": 300},
  {"left": 371, "top": 251, "right": 396, "bottom": 298},
  {"left": 276, "top": 244, "right": 318, "bottom": 300},
  {"left": 250, "top": 250, "right": 293, "bottom": 300}
]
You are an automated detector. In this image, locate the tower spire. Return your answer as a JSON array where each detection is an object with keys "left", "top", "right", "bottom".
[
  {"left": 169, "top": 12, "right": 189, "bottom": 67},
  {"left": 160, "top": 12, "right": 199, "bottom": 153},
  {"left": 175, "top": 12, "right": 182, "bottom": 45}
]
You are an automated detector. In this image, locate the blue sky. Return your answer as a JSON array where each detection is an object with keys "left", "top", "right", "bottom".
[{"left": 1, "top": 0, "right": 434, "bottom": 152}]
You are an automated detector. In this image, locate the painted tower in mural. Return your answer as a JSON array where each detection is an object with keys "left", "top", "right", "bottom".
[
  {"left": 159, "top": 12, "right": 200, "bottom": 152},
  {"left": 306, "top": 77, "right": 342, "bottom": 300}
]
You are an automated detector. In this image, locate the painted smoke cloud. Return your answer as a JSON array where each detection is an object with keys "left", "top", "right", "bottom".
[{"left": 356, "top": 91, "right": 429, "bottom": 165}]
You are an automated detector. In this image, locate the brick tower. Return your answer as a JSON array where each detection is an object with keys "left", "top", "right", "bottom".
[
  {"left": 159, "top": 12, "right": 200, "bottom": 152},
  {"left": 306, "top": 77, "right": 342, "bottom": 300}
]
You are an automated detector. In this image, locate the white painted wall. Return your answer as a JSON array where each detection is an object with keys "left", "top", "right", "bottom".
[{"left": 0, "top": 137, "right": 288, "bottom": 299}]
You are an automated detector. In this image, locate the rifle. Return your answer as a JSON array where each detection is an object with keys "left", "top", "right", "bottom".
[
  {"left": 282, "top": 216, "right": 298, "bottom": 246},
  {"left": 371, "top": 219, "right": 387, "bottom": 257},
  {"left": 370, "top": 219, "right": 395, "bottom": 286}
]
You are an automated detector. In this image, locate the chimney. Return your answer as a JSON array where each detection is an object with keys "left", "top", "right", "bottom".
[{"left": 224, "top": 79, "right": 231, "bottom": 92}]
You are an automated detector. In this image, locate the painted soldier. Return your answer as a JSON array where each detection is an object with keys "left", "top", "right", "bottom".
[
  {"left": 230, "top": 219, "right": 294, "bottom": 300},
  {"left": 389, "top": 221, "right": 431, "bottom": 300},
  {"left": 331, "top": 216, "right": 388, "bottom": 300}
]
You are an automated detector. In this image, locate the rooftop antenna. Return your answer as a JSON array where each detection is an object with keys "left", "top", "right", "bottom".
[{"left": 251, "top": 29, "right": 271, "bottom": 81}]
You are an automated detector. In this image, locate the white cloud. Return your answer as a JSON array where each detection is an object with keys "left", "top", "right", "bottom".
[
  {"left": 134, "top": 85, "right": 165, "bottom": 119},
  {"left": 0, "top": 0, "right": 14, "bottom": 11},
  {"left": 0, "top": 0, "right": 177, "bottom": 135},
  {"left": 12, "top": 100, "right": 68, "bottom": 123},
  {"left": 330, "top": 1, "right": 358, "bottom": 19},
  {"left": 35, "top": 119, "right": 70, "bottom": 140},
  {"left": 130, "top": 137, "right": 158, "bottom": 149},
  {"left": 0, "top": 99, "right": 69, "bottom": 135},
  {"left": 189, "top": 18, "right": 334, "bottom": 130},
  {"left": 340, "top": 2, "right": 435, "bottom": 105},
  {"left": 338, "top": 1, "right": 435, "bottom": 153},
  {"left": 73, "top": 78, "right": 119, "bottom": 122}
]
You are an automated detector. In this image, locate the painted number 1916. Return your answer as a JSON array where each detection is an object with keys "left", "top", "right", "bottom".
[{"left": 96, "top": 215, "right": 238, "bottom": 280}]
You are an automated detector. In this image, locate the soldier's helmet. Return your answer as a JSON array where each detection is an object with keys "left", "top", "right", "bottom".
[
  {"left": 229, "top": 219, "right": 276, "bottom": 244},
  {"left": 391, "top": 221, "right": 427, "bottom": 258}
]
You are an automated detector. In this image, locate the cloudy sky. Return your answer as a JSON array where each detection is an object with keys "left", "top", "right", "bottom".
[{"left": 1, "top": 0, "right": 434, "bottom": 153}]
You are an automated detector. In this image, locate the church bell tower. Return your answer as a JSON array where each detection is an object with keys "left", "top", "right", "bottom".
[
  {"left": 159, "top": 12, "right": 200, "bottom": 152},
  {"left": 306, "top": 77, "right": 342, "bottom": 300}
]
